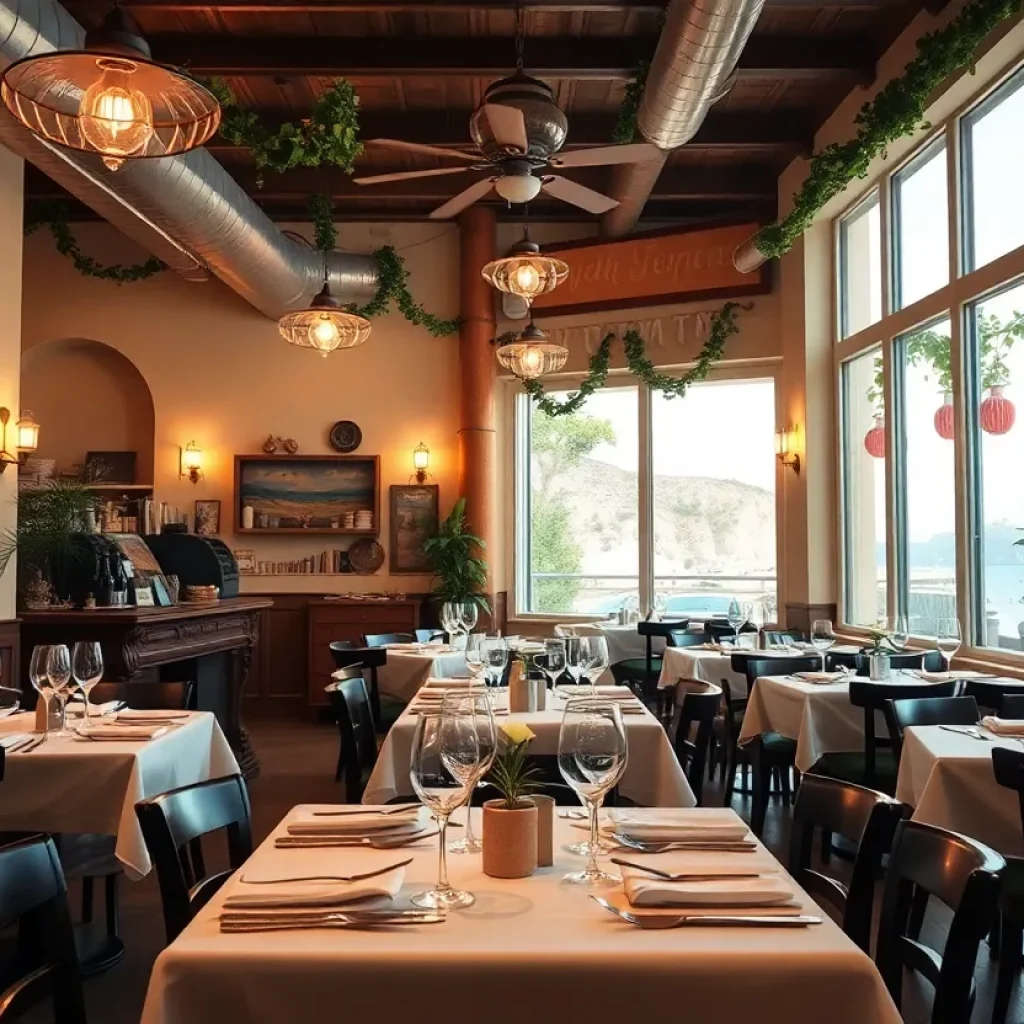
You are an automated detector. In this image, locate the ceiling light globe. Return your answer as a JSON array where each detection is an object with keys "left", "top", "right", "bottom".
[
  {"left": 480, "top": 240, "right": 569, "bottom": 304},
  {"left": 79, "top": 59, "right": 154, "bottom": 171},
  {"left": 494, "top": 321, "right": 568, "bottom": 380},
  {"left": 494, "top": 173, "right": 542, "bottom": 205}
]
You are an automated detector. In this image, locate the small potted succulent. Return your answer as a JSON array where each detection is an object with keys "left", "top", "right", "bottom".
[
  {"left": 864, "top": 626, "right": 897, "bottom": 681},
  {"left": 482, "top": 722, "right": 541, "bottom": 879}
]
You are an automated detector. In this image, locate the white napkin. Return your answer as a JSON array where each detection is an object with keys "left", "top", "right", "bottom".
[
  {"left": 286, "top": 806, "right": 429, "bottom": 836},
  {"left": 913, "top": 669, "right": 992, "bottom": 682},
  {"left": 223, "top": 863, "right": 406, "bottom": 909},
  {"left": 0, "top": 733, "right": 30, "bottom": 749},
  {"left": 116, "top": 709, "right": 191, "bottom": 721},
  {"left": 793, "top": 671, "right": 848, "bottom": 684},
  {"left": 387, "top": 643, "right": 453, "bottom": 654},
  {"left": 78, "top": 723, "right": 168, "bottom": 740},
  {"left": 622, "top": 863, "right": 794, "bottom": 908},
  {"left": 66, "top": 700, "right": 122, "bottom": 718},
  {"left": 981, "top": 716, "right": 1024, "bottom": 737},
  {"left": 606, "top": 808, "right": 752, "bottom": 843},
  {"left": 423, "top": 677, "right": 483, "bottom": 689}
]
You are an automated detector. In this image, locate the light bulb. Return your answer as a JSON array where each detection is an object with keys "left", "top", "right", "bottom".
[
  {"left": 494, "top": 173, "right": 542, "bottom": 205},
  {"left": 519, "top": 346, "right": 544, "bottom": 377},
  {"left": 512, "top": 262, "right": 541, "bottom": 297},
  {"left": 309, "top": 314, "right": 341, "bottom": 357},
  {"left": 79, "top": 58, "right": 153, "bottom": 171}
]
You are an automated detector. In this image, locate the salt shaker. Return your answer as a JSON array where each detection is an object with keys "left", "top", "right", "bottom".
[{"left": 532, "top": 794, "right": 555, "bottom": 867}]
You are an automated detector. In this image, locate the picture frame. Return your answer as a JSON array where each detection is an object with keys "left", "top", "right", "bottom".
[
  {"left": 134, "top": 586, "right": 155, "bottom": 607},
  {"left": 195, "top": 499, "right": 221, "bottom": 536},
  {"left": 84, "top": 450, "right": 137, "bottom": 485},
  {"left": 234, "top": 454, "right": 380, "bottom": 535},
  {"left": 389, "top": 484, "right": 439, "bottom": 574},
  {"left": 233, "top": 549, "right": 256, "bottom": 574}
]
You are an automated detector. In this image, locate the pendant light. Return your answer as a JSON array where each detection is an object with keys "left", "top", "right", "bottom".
[
  {"left": 481, "top": 231, "right": 569, "bottom": 305},
  {"left": 0, "top": 6, "right": 220, "bottom": 171},
  {"left": 495, "top": 320, "right": 568, "bottom": 380}
]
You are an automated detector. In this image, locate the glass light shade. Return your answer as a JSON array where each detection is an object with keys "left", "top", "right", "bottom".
[
  {"left": 481, "top": 239, "right": 569, "bottom": 304},
  {"left": 182, "top": 443, "right": 202, "bottom": 471},
  {"left": 15, "top": 411, "right": 39, "bottom": 453},
  {"left": 277, "top": 282, "right": 372, "bottom": 358},
  {"left": 0, "top": 9, "right": 220, "bottom": 171},
  {"left": 494, "top": 174, "right": 542, "bottom": 204},
  {"left": 413, "top": 443, "right": 430, "bottom": 471},
  {"left": 495, "top": 322, "right": 568, "bottom": 380}
]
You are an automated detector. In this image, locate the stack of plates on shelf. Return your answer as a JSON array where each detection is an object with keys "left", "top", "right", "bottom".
[
  {"left": 182, "top": 584, "right": 219, "bottom": 604},
  {"left": 343, "top": 512, "right": 356, "bottom": 529},
  {"left": 355, "top": 510, "right": 373, "bottom": 530}
]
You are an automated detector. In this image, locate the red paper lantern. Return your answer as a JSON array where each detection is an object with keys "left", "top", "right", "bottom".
[
  {"left": 863, "top": 416, "right": 885, "bottom": 459},
  {"left": 933, "top": 393, "right": 955, "bottom": 440},
  {"left": 980, "top": 385, "right": 1016, "bottom": 435}
]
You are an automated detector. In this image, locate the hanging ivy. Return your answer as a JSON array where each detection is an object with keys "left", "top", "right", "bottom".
[
  {"left": 24, "top": 202, "right": 166, "bottom": 283},
  {"left": 611, "top": 62, "right": 649, "bottom": 144},
  {"left": 206, "top": 78, "right": 363, "bottom": 186},
  {"left": 308, "top": 192, "right": 337, "bottom": 252},
  {"left": 755, "top": 0, "right": 1023, "bottom": 261},
  {"left": 522, "top": 302, "right": 746, "bottom": 416}
]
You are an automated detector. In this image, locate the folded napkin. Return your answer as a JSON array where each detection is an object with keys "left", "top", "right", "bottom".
[
  {"left": 286, "top": 806, "right": 429, "bottom": 837},
  {"left": 792, "top": 670, "right": 848, "bottom": 684},
  {"left": 223, "top": 863, "right": 406, "bottom": 910},
  {"left": 0, "top": 732, "right": 31, "bottom": 750},
  {"left": 116, "top": 708, "right": 191, "bottom": 721},
  {"left": 424, "top": 677, "right": 483, "bottom": 689},
  {"left": 387, "top": 643, "right": 453, "bottom": 654},
  {"left": 622, "top": 863, "right": 794, "bottom": 908},
  {"left": 78, "top": 723, "right": 168, "bottom": 740},
  {"left": 606, "top": 808, "right": 752, "bottom": 844},
  {"left": 912, "top": 669, "right": 993, "bottom": 683},
  {"left": 981, "top": 716, "right": 1024, "bottom": 737},
  {"left": 66, "top": 700, "right": 123, "bottom": 717}
]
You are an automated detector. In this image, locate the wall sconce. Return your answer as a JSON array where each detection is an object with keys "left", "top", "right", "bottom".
[
  {"left": 412, "top": 441, "right": 431, "bottom": 484},
  {"left": 775, "top": 425, "right": 801, "bottom": 475},
  {"left": 0, "top": 408, "right": 40, "bottom": 473},
  {"left": 179, "top": 441, "right": 203, "bottom": 484}
]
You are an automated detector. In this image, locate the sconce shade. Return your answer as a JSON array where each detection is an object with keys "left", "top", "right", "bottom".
[
  {"left": 413, "top": 443, "right": 430, "bottom": 471},
  {"left": 481, "top": 239, "right": 569, "bottom": 304},
  {"left": 278, "top": 281, "right": 372, "bottom": 357},
  {"left": 495, "top": 321, "right": 568, "bottom": 381},
  {"left": 15, "top": 411, "right": 39, "bottom": 453}
]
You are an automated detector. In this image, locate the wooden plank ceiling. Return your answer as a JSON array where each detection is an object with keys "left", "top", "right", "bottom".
[{"left": 30, "top": 0, "right": 941, "bottom": 224}]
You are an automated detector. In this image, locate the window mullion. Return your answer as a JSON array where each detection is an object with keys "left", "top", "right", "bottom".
[{"left": 638, "top": 382, "right": 653, "bottom": 614}]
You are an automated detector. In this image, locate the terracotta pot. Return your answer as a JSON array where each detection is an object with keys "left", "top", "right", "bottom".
[{"left": 482, "top": 799, "right": 538, "bottom": 879}]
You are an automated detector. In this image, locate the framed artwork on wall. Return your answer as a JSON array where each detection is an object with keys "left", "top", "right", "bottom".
[
  {"left": 84, "top": 450, "right": 137, "bottom": 484},
  {"left": 389, "top": 484, "right": 439, "bottom": 574},
  {"left": 195, "top": 500, "right": 221, "bottom": 536}
]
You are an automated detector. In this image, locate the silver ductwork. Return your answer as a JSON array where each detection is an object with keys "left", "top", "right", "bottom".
[
  {"left": 601, "top": 0, "right": 766, "bottom": 237},
  {"left": 0, "top": 0, "right": 378, "bottom": 316}
]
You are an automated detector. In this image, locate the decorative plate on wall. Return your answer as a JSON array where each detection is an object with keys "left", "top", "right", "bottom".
[
  {"left": 329, "top": 420, "right": 362, "bottom": 453},
  {"left": 348, "top": 538, "right": 385, "bottom": 575}
]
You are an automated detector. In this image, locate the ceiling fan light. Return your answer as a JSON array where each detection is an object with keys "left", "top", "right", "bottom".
[
  {"left": 494, "top": 173, "right": 542, "bottom": 205},
  {"left": 277, "top": 282, "right": 372, "bottom": 358},
  {"left": 495, "top": 321, "right": 568, "bottom": 380},
  {"left": 481, "top": 238, "right": 569, "bottom": 303}
]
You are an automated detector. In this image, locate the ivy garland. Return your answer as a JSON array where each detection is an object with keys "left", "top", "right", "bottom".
[
  {"left": 24, "top": 202, "right": 166, "bottom": 283},
  {"left": 611, "top": 62, "right": 649, "bottom": 144},
  {"left": 755, "top": 0, "right": 1023, "bottom": 260},
  {"left": 522, "top": 301, "right": 746, "bottom": 417}
]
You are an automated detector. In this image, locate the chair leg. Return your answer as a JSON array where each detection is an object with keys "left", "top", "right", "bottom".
[
  {"left": 104, "top": 874, "right": 119, "bottom": 940},
  {"left": 779, "top": 766, "right": 791, "bottom": 804},
  {"left": 993, "top": 918, "right": 1022, "bottom": 1024},
  {"left": 751, "top": 742, "right": 770, "bottom": 838},
  {"left": 335, "top": 747, "right": 344, "bottom": 782},
  {"left": 81, "top": 876, "right": 94, "bottom": 924},
  {"left": 723, "top": 738, "right": 740, "bottom": 806}
]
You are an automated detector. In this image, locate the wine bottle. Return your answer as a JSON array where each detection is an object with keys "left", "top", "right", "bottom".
[{"left": 97, "top": 552, "right": 114, "bottom": 606}]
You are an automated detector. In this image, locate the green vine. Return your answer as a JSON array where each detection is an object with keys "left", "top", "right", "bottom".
[
  {"left": 523, "top": 302, "right": 746, "bottom": 416},
  {"left": 308, "top": 193, "right": 337, "bottom": 252},
  {"left": 612, "top": 62, "right": 649, "bottom": 144},
  {"left": 207, "top": 78, "right": 363, "bottom": 186},
  {"left": 756, "top": 0, "right": 1023, "bottom": 260},
  {"left": 24, "top": 202, "right": 165, "bottom": 283}
]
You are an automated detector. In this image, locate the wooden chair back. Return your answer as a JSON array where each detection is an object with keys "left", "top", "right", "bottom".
[
  {"left": 363, "top": 633, "right": 414, "bottom": 647},
  {"left": 999, "top": 693, "right": 1024, "bottom": 719},
  {"left": 876, "top": 820, "right": 1004, "bottom": 1023},
  {"left": 741, "top": 656, "right": 822, "bottom": 692},
  {"left": 666, "top": 631, "right": 707, "bottom": 648},
  {"left": 705, "top": 620, "right": 757, "bottom": 642},
  {"left": 325, "top": 666, "right": 379, "bottom": 803},
  {"left": 883, "top": 695, "right": 979, "bottom": 765},
  {"left": 763, "top": 630, "right": 806, "bottom": 645},
  {"left": 991, "top": 746, "right": 1024, "bottom": 837},
  {"left": 0, "top": 836, "right": 86, "bottom": 1024},
  {"left": 135, "top": 774, "right": 252, "bottom": 945},
  {"left": 668, "top": 682, "right": 721, "bottom": 806},
  {"left": 330, "top": 641, "right": 388, "bottom": 727},
  {"left": 788, "top": 773, "right": 903, "bottom": 952},
  {"left": 89, "top": 680, "right": 194, "bottom": 710}
]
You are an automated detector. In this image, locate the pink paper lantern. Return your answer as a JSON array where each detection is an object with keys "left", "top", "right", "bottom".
[
  {"left": 933, "top": 393, "right": 955, "bottom": 440},
  {"left": 980, "top": 385, "right": 1016, "bottom": 435},
  {"left": 863, "top": 416, "right": 885, "bottom": 459}
]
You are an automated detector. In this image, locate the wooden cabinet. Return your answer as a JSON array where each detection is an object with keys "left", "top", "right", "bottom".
[{"left": 307, "top": 600, "right": 419, "bottom": 707}]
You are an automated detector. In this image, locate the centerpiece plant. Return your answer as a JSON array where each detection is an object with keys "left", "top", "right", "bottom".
[{"left": 481, "top": 723, "right": 542, "bottom": 879}]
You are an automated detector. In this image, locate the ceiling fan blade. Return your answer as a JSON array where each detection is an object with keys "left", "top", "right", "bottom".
[
  {"left": 363, "top": 138, "right": 480, "bottom": 163},
  {"left": 482, "top": 104, "right": 529, "bottom": 154},
  {"left": 429, "top": 178, "right": 496, "bottom": 220},
  {"left": 354, "top": 166, "right": 473, "bottom": 185},
  {"left": 551, "top": 142, "right": 661, "bottom": 168},
  {"left": 542, "top": 175, "right": 619, "bottom": 214}
]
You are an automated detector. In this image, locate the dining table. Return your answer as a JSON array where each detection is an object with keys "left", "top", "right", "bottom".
[
  {"left": 0, "top": 710, "right": 238, "bottom": 878},
  {"left": 657, "top": 646, "right": 750, "bottom": 698},
  {"left": 139, "top": 805, "right": 901, "bottom": 1024},
  {"left": 362, "top": 683, "right": 696, "bottom": 808},
  {"left": 375, "top": 644, "right": 469, "bottom": 703}
]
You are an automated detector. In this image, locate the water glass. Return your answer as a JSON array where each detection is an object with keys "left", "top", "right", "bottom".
[
  {"left": 890, "top": 615, "right": 910, "bottom": 652},
  {"left": 459, "top": 602, "right": 479, "bottom": 636},
  {"left": 481, "top": 636, "right": 508, "bottom": 688},
  {"left": 465, "top": 633, "right": 486, "bottom": 680},
  {"left": 584, "top": 635, "right": 609, "bottom": 692},
  {"left": 46, "top": 644, "right": 72, "bottom": 737},
  {"left": 444, "top": 692, "right": 497, "bottom": 854},
  {"left": 727, "top": 599, "right": 745, "bottom": 646},
  {"left": 811, "top": 619, "right": 835, "bottom": 673},
  {"left": 936, "top": 617, "right": 962, "bottom": 672},
  {"left": 558, "top": 698, "right": 627, "bottom": 886},
  {"left": 409, "top": 711, "right": 478, "bottom": 909},
  {"left": 565, "top": 636, "right": 588, "bottom": 686},
  {"left": 72, "top": 642, "right": 104, "bottom": 720},
  {"left": 541, "top": 639, "right": 566, "bottom": 689},
  {"left": 29, "top": 645, "right": 54, "bottom": 734}
]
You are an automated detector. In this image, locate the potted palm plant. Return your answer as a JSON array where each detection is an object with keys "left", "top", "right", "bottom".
[
  {"left": 482, "top": 722, "right": 541, "bottom": 878},
  {"left": 421, "top": 496, "right": 490, "bottom": 615}
]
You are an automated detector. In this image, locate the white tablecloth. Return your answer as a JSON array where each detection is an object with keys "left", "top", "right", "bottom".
[
  {"left": 597, "top": 624, "right": 662, "bottom": 664},
  {"left": 364, "top": 692, "right": 695, "bottom": 808},
  {"left": 140, "top": 806, "right": 900, "bottom": 1024},
  {"left": 658, "top": 648, "right": 748, "bottom": 699},
  {"left": 0, "top": 711, "right": 238, "bottom": 878},
  {"left": 376, "top": 650, "right": 469, "bottom": 703},
  {"left": 896, "top": 725, "right": 1024, "bottom": 856}
]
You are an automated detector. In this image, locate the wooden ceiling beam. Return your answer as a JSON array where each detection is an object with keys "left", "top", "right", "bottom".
[
  {"left": 153, "top": 34, "right": 873, "bottom": 80},
  {"left": 80, "top": 0, "right": 923, "bottom": 10}
]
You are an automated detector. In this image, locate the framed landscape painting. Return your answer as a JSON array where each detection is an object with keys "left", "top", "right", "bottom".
[{"left": 389, "top": 484, "right": 439, "bottom": 573}]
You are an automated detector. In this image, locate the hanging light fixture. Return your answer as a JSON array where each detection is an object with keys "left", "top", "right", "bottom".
[
  {"left": 0, "top": 6, "right": 220, "bottom": 171},
  {"left": 495, "top": 320, "right": 568, "bottom": 380},
  {"left": 481, "top": 232, "right": 569, "bottom": 305}
]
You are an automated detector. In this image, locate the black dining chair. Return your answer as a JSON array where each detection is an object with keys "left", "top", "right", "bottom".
[
  {"left": 763, "top": 630, "right": 806, "bottom": 646},
  {"left": 882, "top": 695, "right": 980, "bottom": 767},
  {"left": 705, "top": 620, "right": 759, "bottom": 644},
  {"left": 999, "top": 693, "right": 1024, "bottom": 719},
  {"left": 668, "top": 681, "right": 721, "bottom": 806},
  {"left": 0, "top": 836, "right": 86, "bottom": 1024},
  {"left": 828, "top": 649, "right": 945, "bottom": 675},
  {"left": 666, "top": 630, "right": 708, "bottom": 648},
  {"left": 325, "top": 666, "right": 379, "bottom": 803},
  {"left": 876, "top": 820, "right": 1004, "bottom": 1024},
  {"left": 88, "top": 680, "right": 195, "bottom": 711},
  {"left": 363, "top": 633, "right": 414, "bottom": 647},
  {"left": 960, "top": 680, "right": 1021, "bottom": 716},
  {"left": 990, "top": 746, "right": 1024, "bottom": 1024},
  {"left": 135, "top": 774, "right": 252, "bottom": 945},
  {"left": 329, "top": 640, "right": 396, "bottom": 732},
  {"left": 788, "top": 773, "right": 904, "bottom": 952}
]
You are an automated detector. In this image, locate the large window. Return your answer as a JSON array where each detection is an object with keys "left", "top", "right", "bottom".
[
  {"left": 516, "top": 378, "right": 777, "bottom": 617},
  {"left": 839, "top": 191, "right": 882, "bottom": 339}
]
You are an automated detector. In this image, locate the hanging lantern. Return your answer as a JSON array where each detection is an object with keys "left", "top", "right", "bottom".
[
  {"left": 933, "top": 392, "right": 955, "bottom": 440},
  {"left": 481, "top": 237, "right": 569, "bottom": 305},
  {"left": 980, "top": 385, "right": 1016, "bottom": 435},
  {"left": 277, "top": 278, "right": 372, "bottom": 358},
  {"left": 495, "top": 320, "right": 568, "bottom": 380},
  {"left": 0, "top": 6, "right": 220, "bottom": 171},
  {"left": 863, "top": 415, "right": 885, "bottom": 459}
]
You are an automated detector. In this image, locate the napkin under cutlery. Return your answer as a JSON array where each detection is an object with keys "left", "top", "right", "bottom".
[
  {"left": 115, "top": 708, "right": 191, "bottom": 721},
  {"left": 222, "top": 863, "right": 407, "bottom": 910},
  {"left": 75, "top": 723, "right": 168, "bottom": 741},
  {"left": 619, "top": 860, "right": 793, "bottom": 909},
  {"left": 604, "top": 808, "right": 753, "bottom": 845},
  {"left": 981, "top": 716, "right": 1024, "bottom": 737},
  {"left": 790, "top": 670, "right": 849, "bottom": 684},
  {"left": 285, "top": 806, "right": 430, "bottom": 837}
]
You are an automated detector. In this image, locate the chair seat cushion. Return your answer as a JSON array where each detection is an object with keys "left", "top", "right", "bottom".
[
  {"left": 812, "top": 750, "right": 897, "bottom": 790},
  {"left": 56, "top": 834, "right": 120, "bottom": 878},
  {"left": 762, "top": 732, "right": 797, "bottom": 755},
  {"left": 377, "top": 698, "right": 406, "bottom": 733},
  {"left": 611, "top": 658, "right": 664, "bottom": 679}
]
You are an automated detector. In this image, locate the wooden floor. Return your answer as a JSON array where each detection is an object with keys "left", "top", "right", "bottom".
[{"left": 37, "top": 720, "right": 1024, "bottom": 1024}]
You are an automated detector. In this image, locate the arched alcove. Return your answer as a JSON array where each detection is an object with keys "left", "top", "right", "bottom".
[{"left": 21, "top": 339, "right": 156, "bottom": 484}]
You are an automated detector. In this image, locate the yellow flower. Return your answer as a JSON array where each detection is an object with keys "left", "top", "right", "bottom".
[{"left": 501, "top": 722, "right": 535, "bottom": 745}]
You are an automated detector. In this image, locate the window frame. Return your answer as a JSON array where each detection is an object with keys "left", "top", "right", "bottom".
[{"left": 837, "top": 189, "right": 883, "bottom": 340}]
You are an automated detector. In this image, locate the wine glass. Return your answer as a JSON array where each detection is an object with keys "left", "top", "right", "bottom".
[
  {"left": 459, "top": 602, "right": 479, "bottom": 637},
  {"left": 465, "top": 633, "right": 485, "bottom": 681},
  {"left": 480, "top": 636, "right": 508, "bottom": 688},
  {"left": 46, "top": 644, "right": 72, "bottom": 737},
  {"left": 565, "top": 636, "right": 589, "bottom": 687},
  {"left": 29, "top": 645, "right": 52, "bottom": 735},
  {"left": 409, "top": 711, "right": 478, "bottom": 909},
  {"left": 811, "top": 619, "right": 835, "bottom": 673},
  {"left": 584, "top": 635, "right": 609, "bottom": 692},
  {"left": 727, "top": 599, "right": 744, "bottom": 647},
  {"left": 444, "top": 692, "right": 497, "bottom": 854},
  {"left": 558, "top": 698, "right": 628, "bottom": 887},
  {"left": 891, "top": 614, "right": 910, "bottom": 652},
  {"left": 541, "top": 639, "right": 566, "bottom": 691},
  {"left": 440, "top": 602, "right": 461, "bottom": 642},
  {"left": 653, "top": 592, "right": 668, "bottom": 621},
  {"left": 936, "top": 617, "right": 962, "bottom": 673},
  {"left": 72, "top": 642, "right": 104, "bottom": 721},
  {"left": 741, "top": 602, "right": 755, "bottom": 648}
]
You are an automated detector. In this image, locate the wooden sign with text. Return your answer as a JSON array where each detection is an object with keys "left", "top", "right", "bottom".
[{"left": 530, "top": 221, "right": 770, "bottom": 317}]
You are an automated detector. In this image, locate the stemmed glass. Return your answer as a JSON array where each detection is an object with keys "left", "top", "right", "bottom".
[
  {"left": 584, "top": 636, "right": 609, "bottom": 692},
  {"left": 459, "top": 602, "right": 479, "bottom": 638},
  {"left": 465, "top": 633, "right": 485, "bottom": 681},
  {"left": 409, "top": 711, "right": 478, "bottom": 909},
  {"left": 480, "top": 637, "right": 508, "bottom": 688},
  {"left": 541, "top": 639, "right": 566, "bottom": 691},
  {"left": 445, "top": 692, "right": 497, "bottom": 854},
  {"left": 727, "top": 599, "right": 745, "bottom": 647},
  {"left": 558, "top": 698, "right": 628, "bottom": 887},
  {"left": 811, "top": 619, "right": 835, "bottom": 673},
  {"left": 440, "top": 602, "right": 461, "bottom": 643},
  {"left": 29, "top": 645, "right": 53, "bottom": 735},
  {"left": 936, "top": 617, "right": 962, "bottom": 673},
  {"left": 46, "top": 644, "right": 72, "bottom": 737},
  {"left": 72, "top": 642, "right": 104, "bottom": 721},
  {"left": 891, "top": 614, "right": 910, "bottom": 652},
  {"left": 565, "top": 636, "right": 589, "bottom": 687}
]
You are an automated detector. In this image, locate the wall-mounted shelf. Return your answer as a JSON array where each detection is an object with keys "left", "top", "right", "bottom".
[
  {"left": 83, "top": 483, "right": 154, "bottom": 492},
  {"left": 234, "top": 528, "right": 377, "bottom": 536}
]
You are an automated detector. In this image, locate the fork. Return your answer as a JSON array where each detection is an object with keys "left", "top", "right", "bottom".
[
  {"left": 275, "top": 830, "right": 442, "bottom": 850},
  {"left": 590, "top": 896, "right": 821, "bottom": 929},
  {"left": 239, "top": 859, "right": 413, "bottom": 885},
  {"left": 611, "top": 833, "right": 757, "bottom": 854},
  {"left": 220, "top": 910, "right": 446, "bottom": 932},
  {"left": 311, "top": 805, "right": 420, "bottom": 818},
  {"left": 938, "top": 725, "right": 991, "bottom": 741},
  {"left": 609, "top": 858, "right": 761, "bottom": 882}
]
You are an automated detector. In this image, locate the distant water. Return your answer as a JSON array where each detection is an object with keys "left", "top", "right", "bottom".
[{"left": 984, "top": 563, "right": 1024, "bottom": 633}]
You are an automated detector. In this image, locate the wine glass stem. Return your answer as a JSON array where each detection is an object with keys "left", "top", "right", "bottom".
[
  {"left": 83, "top": 689, "right": 91, "bottom": 720},
  {"left": 436, "top": 815, "right": 451, "bottom": 892},
  {"left": 56, "top": 695, "right": 66, "bottom": 734},
  {"left": 40, "top": 694, "right": 50, "bottom": 734},
  {"left": 463, "top": 789, "right": 476, "bottom": 846},
  {"left": 586, "top": 797, "right": 601, "bottom": 875}
]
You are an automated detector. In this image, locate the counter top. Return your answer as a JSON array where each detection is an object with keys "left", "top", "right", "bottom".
[{"left": 19, "top": 595, "right": 273, "bottom": 625}]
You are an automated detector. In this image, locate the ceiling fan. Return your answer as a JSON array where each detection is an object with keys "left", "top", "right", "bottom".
[{"left": 353, "top": 16, "right": 659, "bottom": 220}]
